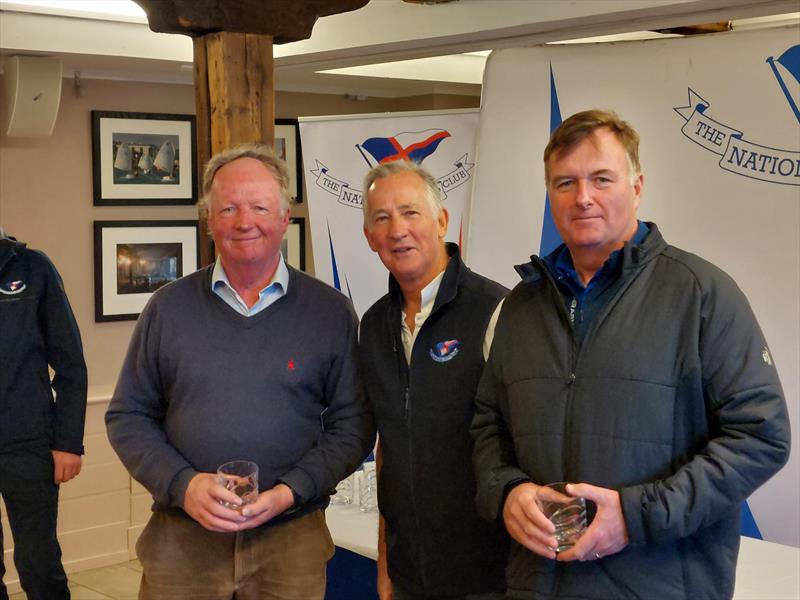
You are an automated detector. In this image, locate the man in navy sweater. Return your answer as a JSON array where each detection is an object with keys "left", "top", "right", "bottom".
[
  {"left": 106, "top": 145, "right": 375, "bottom": 599},
  {"left": 359, "top": 160, "right": 508, "bottom": 600}
]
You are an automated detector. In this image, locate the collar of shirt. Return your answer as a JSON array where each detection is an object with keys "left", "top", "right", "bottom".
[
  {"left": 400, "top": 269, "right": 446, "bottom": 364},
  {"left": 546, "top": 220, "right": 650, "bottom": 300},
  {"left": 211, "top": 255, "right": 289, "bottom": 317}
]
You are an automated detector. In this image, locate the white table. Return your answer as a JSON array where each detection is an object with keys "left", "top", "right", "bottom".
[
  {"left": 326, "top": 503, "right": 378, "bottom": 560},
  {"left": 325, "top": 506, "right": 799, "bottom": 598},
  {"left": 735, "top": 536, "right": 800, "bottom": 599}
]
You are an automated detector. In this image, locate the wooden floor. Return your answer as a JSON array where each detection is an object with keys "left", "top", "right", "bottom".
[{"left": 9, "top": 560, "right": 141, "bottom": 600}]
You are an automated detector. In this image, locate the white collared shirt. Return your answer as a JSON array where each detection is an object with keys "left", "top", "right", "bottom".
[
  {"left": 401, "top": 271, "right": 445, "bottom": 364},
  {"left": 211, "top": 256, "right": 289, "bottom": 316},
  {"left": 400, "top": 274, "right": 504, "bottom": 364}
]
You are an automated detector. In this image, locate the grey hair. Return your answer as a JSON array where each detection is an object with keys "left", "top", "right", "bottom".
[
  {"left": 362, "top": 160, "right": 443, "bottom": 228},
  {"left": 198, "top": 143, "right": 291, "bottom": 220}
]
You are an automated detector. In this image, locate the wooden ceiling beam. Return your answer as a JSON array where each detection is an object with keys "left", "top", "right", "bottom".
[{"left": 132, "top": 0, "right": 369, "bottom": 42}]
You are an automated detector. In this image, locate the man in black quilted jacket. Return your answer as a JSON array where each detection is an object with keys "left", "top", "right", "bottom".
[{"left": 471, "top": 110, "right": 790, "bottom": 600}]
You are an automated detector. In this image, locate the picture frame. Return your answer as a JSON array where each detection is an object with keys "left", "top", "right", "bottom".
[
  {"left": 91, "top": 111, "right": 197, "bottom": 206},
  {"left": 282, "top": 217, "right": 306, "bottom": 271},
  {"left": 275, "top": 118, "right": 303, "bottom": 203},
  {"left": 94, "top": 220, "right": 199, "bottom": 322}
]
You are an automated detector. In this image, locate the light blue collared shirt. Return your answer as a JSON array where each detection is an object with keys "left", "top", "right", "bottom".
[{"left": 211, "top": 256, "right": 289, "bottom": 316}]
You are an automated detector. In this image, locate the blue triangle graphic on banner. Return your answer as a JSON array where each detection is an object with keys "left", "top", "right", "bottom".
[
  {"left": 327, "top": 220, "right": 342, "bottom": 291},
  {"left": 740, "top": 501, "right": 763, "bottom": 539},
  {"left": 540, "top": 64, "right": 564, "bottom": 256}
]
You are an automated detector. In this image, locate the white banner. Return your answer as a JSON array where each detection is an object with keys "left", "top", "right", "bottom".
[
  {"left": 300, "top": 110, "right": 479, "bottom": 317},
  {"left": 468, "top": 28, "right": 800, "bottom": 547}
]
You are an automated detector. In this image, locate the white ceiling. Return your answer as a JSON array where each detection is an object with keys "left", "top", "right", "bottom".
[{"left": 0, "top": 0, "right": 797, "bottom": 98}]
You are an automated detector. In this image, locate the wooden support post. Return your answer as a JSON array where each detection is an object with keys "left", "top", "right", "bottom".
[
  {"left": 192, "top": 32, "right": 275, "bottom": 266},
  {"left": 193, "top": 37, "right": 213, "bottom": 267}
]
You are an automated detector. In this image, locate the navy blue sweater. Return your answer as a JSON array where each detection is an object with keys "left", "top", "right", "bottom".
[{"left": 106, "top": 265, "right": 375, "bottom": 518}]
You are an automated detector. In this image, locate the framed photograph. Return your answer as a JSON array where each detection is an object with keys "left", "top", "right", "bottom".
[
  {"left": 94, "top": 220, "right": 199, "bottom": 322},
  {"left": 92, "top": 111, "right": 197, "bottom": 206},
  {"left": 275, "top": 118, "right": 303, "bottom": 203},
  {"left": 282, "top": 217, "right": 306, "bottom": 271}
]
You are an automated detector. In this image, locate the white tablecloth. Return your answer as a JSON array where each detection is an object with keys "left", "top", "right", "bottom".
[{"left": 325, "top": 505, "right": 800, "bottom": 598}]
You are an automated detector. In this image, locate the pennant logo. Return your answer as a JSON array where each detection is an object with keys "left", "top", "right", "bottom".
[
  {"left": 429, "top": 339, "right": 460, "bottom": 363},
  {"left": 0, "top": 280, "right": 26, "bottom": 295},
  {"left": 767, "top": 44, "right": 800, "bottom": 125},
  {"left": 356, "top": 129, "right": 451, "bottom": 166},
  {"left": 305, "top": 116, "right": 477, "bottom": 291}
]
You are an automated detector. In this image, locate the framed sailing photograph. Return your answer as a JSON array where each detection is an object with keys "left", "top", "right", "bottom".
[
  {"left": 92, "top": 111, "right": 197, "bottom": 206},
  {"left": 275, "top": 118, "right": 303, "bottom": 202},
  {"left": 282, "top": 217, "right": 306, "bottom": 271},
  {"left": 94, "top": 220, "right": 199, "bottom": 321}
]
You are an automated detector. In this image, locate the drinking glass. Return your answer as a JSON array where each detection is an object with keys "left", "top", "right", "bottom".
[
  {"left": 330, "top": 474, "right": 354, "bottom": 505},
  {"left": 359, "top": 461, "right": 378, "bottom": 513},
  {"left": 535, "top": 482, "right": 587, "bottom": 552},
  {"left": 217, "top": 460, "right": 258, "bottom": 510}
]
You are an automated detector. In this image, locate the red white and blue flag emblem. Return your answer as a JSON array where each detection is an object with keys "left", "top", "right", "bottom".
[
  {"left": 357, "top": 129, "right": 451, "bottom": 166},
  {"left": 430, "top": 339, "right": 460, "bottom": 363},
  {"left": 0, "top": 280, "right": 26, "bottom": 295}
]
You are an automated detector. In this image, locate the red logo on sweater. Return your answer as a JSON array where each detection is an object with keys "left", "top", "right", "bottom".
[{"left": 288, "top": 359, "right": 295, "bottom": 370}]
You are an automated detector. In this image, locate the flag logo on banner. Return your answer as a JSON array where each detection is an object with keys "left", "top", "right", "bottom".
[
  {"left": 767, "top": 44, "right": 800, "bottom": 125},
  {"left": 357, "top": 129, "right": 451, "bottom": 166},
  {"left": 300, "top": 110, "right": 479, "bottom": 312}
]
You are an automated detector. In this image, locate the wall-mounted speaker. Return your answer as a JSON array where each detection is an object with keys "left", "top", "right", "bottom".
[{"left": 2, "top": 55, "right": 63, "bottom": 138}]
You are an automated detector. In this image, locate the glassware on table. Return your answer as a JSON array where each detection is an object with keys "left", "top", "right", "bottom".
[
  {"left": 216, "top": 460, "right": 259, "bottom": 510},
  {"left": 330, "top": 473, "right": 354, "bottom": 505},
  {"left": 535, "top": 482, "right": 587, "bottom": 552},
  {"left": 358, "top": 460, "right": 378, "bottom": 513}
]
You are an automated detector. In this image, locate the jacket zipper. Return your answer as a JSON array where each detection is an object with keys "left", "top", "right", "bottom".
[
  {"left": 534, "top": 259, "right": 580, "bottom": 480},
  {"left": 533, "top": 256, "right": 647, "bottom": 480},
  {"left": 403, "top": 321, "right": 432, "bottom": 591},
  {"left": 392, "top": 277, "right": 458, "bottom": 593}
]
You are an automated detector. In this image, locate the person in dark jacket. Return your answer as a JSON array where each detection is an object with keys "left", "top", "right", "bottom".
[
  {"left": 359, "top": 160, "right": 509, "bottom": 600},
  {"left": 106, "top": 145, "right": 375, "bottom": 599},
  {"left": 0, "top": 230, "right": 87, "bottom": 600},
  {"left": 471, "top": 109, "right": 791, "bottom": 600}
]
